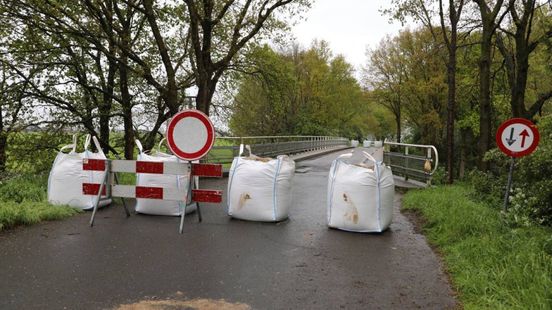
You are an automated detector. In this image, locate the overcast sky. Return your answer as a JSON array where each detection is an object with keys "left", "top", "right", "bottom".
[{"left": 292, "top": 0, "right": 405, "bottom": 73}]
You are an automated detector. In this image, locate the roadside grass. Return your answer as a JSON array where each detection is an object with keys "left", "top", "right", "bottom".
[
  {"left": 0, "top": 174, "right": 80, "bottom": 231},
  {"left": 403, "top": 185, "right": 552, "bottom": 309}
]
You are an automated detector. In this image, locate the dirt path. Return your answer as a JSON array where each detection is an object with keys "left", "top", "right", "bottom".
[{"left": 0, "top": 150, "right": 456, "bottom": 309}]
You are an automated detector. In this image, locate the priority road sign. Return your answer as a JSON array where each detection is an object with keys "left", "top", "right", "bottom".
[
  {"left": 166, "top": 110, "right": 215, "bottom": 161},
  {"left": 496, "top": 118, "right": 540, "bottom": 158},
  {"left": 495, "top": 118, "right": 540, "bottom": 212}
]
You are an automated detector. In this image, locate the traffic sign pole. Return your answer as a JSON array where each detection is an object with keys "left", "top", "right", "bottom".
[
  {"left": 502, "top": 157, "right": 515, "bottom": 212},
  {"left": 496, "top": 118, "right": 540, "bottom": 212}
]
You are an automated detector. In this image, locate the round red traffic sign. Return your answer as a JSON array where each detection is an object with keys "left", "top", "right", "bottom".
[
  {"left": 496, "top": 118, "right": 540, "bottom": 158},
  {"left": 166, "top": 110, "right": 215, "bottom": 161}
]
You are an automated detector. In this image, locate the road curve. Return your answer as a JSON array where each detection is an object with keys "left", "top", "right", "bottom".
[{"left": 0, "top": 149, "right": 456, "bottom": 309}]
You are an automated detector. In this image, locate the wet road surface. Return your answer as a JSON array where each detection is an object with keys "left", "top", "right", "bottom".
[{"left": 0, "top": 150, "right": 456, "bottom": 309}]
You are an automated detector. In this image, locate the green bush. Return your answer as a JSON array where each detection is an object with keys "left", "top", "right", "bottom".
[
  {"left": 0, "top": 173, "right": 80, "bottom": 231},
  {"left": 6, "top": 132, "right": 72, "bottom": 174},
  {"left": 470, "top": 115, "right": 552, "bottom": 226},
  {"left": 0, "top": 174, "right": 48, "bottom": 203}
]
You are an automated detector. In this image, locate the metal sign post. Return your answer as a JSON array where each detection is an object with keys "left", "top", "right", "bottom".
[
  {"left": 166, "top": 109, "right": 218, "bottom": 233},
  {"left": 495, "top": 118, "right": 540, "bottom": 211}
]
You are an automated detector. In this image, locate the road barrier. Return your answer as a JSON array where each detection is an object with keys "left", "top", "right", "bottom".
[{"left": 82, "top": 158, "right": 223, "bottom": 233}]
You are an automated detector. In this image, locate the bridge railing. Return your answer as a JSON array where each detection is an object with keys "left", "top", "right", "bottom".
[
  {"left": 380, "top": 141, "right": 439, "bottom": 185},
  {"left": 204, "top": 136, "right": 350, "bottom": 166}
]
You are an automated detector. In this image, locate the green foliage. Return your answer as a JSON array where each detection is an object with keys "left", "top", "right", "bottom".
[
  {"left": 6, "top": 131, "right": 72, "bottom": 174},
  {"left": 0, "top": 174, "right": 47, "bottom": 203},
  {"left": 0, "top": 173, "right": 79, "bottom": 231},
  {"left": 0, "top": 200, "right": 79, "bottom": 231},
  {"left": 471, "top": 115, "right": 552, "bottom": 226},
  {"left": 230, "top": 43, "right": 393, "bottom": 139},
  {"left": 430, "top": 166, "right": 447, "bottom": 186},
  {"left": 403, "top": 185, "right": 552, "bottom": 309}
]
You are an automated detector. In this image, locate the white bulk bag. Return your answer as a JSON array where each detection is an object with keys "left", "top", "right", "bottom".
[
  {"left": 327, "top": 152, "right": 395, "bottom": 232},
  {"left": 48, "top": 135, "right": 112, "bottom": 210},
  {"left": 134, "top": 139, "right": 197, "bottom": 216},
  {"left": 351, "top": 140, "right": 359, "bottom": 147},
  {"left": 227, "top": 145, "right": 295, "bottom": 222}
]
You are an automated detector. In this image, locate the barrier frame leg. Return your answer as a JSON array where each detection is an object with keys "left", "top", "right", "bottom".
[{"left": 90, "top": 162, "right": 109, "bottom": 227}]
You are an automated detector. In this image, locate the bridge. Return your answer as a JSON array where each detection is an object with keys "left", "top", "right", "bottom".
[{"left": 204, "top": 135, "right": 439, "bottom": 188}]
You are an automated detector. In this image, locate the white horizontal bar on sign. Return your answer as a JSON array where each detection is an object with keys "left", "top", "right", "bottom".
[
  {"left": 162, "top": 188, "right": 190, "bottom": 202},
  {"left": 111, "top": 160, "right": 136, "bottom": 173},
  {"left": 162, "top": 162, "right": 190, "bottom": 175},
  {"left": 112, "top": 185, "right": 137, "bottom": 198}
]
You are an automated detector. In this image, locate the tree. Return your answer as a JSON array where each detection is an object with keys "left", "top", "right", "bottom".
[
  {"left": 385, "top": 0, "right": 465, "bottom": 183},
  {"left": 473, "top": 0, "right": 511, "bottom": 170},
  {"left": 230, "top": 43, "right": 380, "bottom": 138},
  {"left": 496, "top": 0, "right": 552, "bottom": 119},
  {"left": 184, "top": 0, "right": 310, "bottom": 115},
  {"left": 365, "top": 35, "right": 406, "bottom": 143}
]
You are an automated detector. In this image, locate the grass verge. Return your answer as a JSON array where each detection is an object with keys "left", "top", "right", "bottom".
[
  {"left": 0, "top": 174, "right": 81, "bottom": 231},
  {"left": 0, "top": 201, "right": 80, "bottom": 231},
  {"left": 403, "top": 185, "right": 552, "bottom": 309}
]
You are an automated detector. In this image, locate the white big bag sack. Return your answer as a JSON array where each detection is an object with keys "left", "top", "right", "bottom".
[
  {"left": 134, "top": 139, "right": 197, "bottom": 216},
  {"left": 327, "top": 151, "right": 395, "bottom": 232},
  {"left": 227, "top": 145, "right": 295, "bottom": 222},
  {"left": 48, "top": 134, "right": 112, "bottom": 210}
]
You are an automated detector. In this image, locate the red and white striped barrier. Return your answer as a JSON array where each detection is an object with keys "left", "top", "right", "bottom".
[{"left": 82, "top": 158, "right": 223, "bottom": 233}]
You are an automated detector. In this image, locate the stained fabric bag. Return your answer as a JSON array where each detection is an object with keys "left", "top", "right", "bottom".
[
  {"left": 327, "top": 151, "right": 395, "bottom": 232},
  {"left": 48, "top": 135, "right": 111, "bottom": 210},
  {"left": 227, "top": 145, "right": 295, "bottom": 222},
  {"left": 134, "top": 139, "right": 197, "bottom": 216}
]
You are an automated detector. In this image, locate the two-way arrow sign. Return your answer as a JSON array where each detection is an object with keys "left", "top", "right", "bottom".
[{"left": 496, "top": 118, "right": 540, "bottom": 158}]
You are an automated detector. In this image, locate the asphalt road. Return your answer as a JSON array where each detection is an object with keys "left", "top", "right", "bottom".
[{"left": 0, "top": 149, "right": 456, "bottom": 309}]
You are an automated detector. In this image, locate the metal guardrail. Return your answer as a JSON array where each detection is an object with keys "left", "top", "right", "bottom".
[
  {"left": 204, "top": 136, "right": 438, "bottom": 185},
  {"left": 204, "top": 136, "right": 349, "bottom": 166},
  {"left": 380, "top": 141, "right": 439, "bottom": 185}
]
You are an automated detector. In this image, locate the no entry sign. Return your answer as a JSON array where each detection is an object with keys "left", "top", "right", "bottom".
[
  {"left": 166, "top": 110, "right": 215, "bottom": 161},
  {"left": 496, "top": 118, "right": 540, "bottom": 158}
]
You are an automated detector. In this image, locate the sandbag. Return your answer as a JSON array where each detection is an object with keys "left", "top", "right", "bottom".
[
  {"left": 134, "top": 139, "right": 197, "bottom": 216},
  {"left": 227, "top": 145, "right": 295, "bottom": 222},
  {"left": 48, "top": 135, "right": 111, "bottom": 210},
  {"left": 327, "top": 152, "right": 395, "bottom": 232}
]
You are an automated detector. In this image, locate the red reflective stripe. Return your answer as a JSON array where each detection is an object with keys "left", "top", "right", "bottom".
[
  {"left": 82, "top": 183, "right": 106, "bottom": 195},
  {"left": 192, "top": 189, "right": 222, "bottom": 203},
  {"left": 135, "top": 186, "right": 163, "bottom": 199},
  {"left": 83, "top": 159, "right": 106, "bottom": 171},
  {"left": 192, "top": 163, "right": 223, "bottom": 177},
  {"left": 136, "top": 161, "right": 164, "bottom": 174}
]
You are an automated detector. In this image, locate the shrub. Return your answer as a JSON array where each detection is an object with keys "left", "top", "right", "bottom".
[
  {"left": 470, "top": 115, "right": 552, "bottom": 226},
  {"left": 0, "top": 174, "right": 48, "bottom": 203}
]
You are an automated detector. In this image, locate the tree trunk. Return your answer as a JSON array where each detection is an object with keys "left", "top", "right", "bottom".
[
  {"left": 195, "top": 75, "right": 217, "bottom": 115},
  {"left": 395, "top": 108, "right": 401, "bottom": 143},
  {"left": 119, "top": 55, "right": 134, "bottom": 160},
  {"left": 446, "top": 35, "right": 457, "bottom": 184},
  {"left": 511, "top": 36, "right": 530, "bottom": 117},
  {"left": 478, "top": 35, "right": 493, "bottom": 171},
  {"left": 99, "top": 59, "right": 116, "bottom": 155},
  {"left": 0, "top": 132, "right": 7, "bottom": 172}
]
